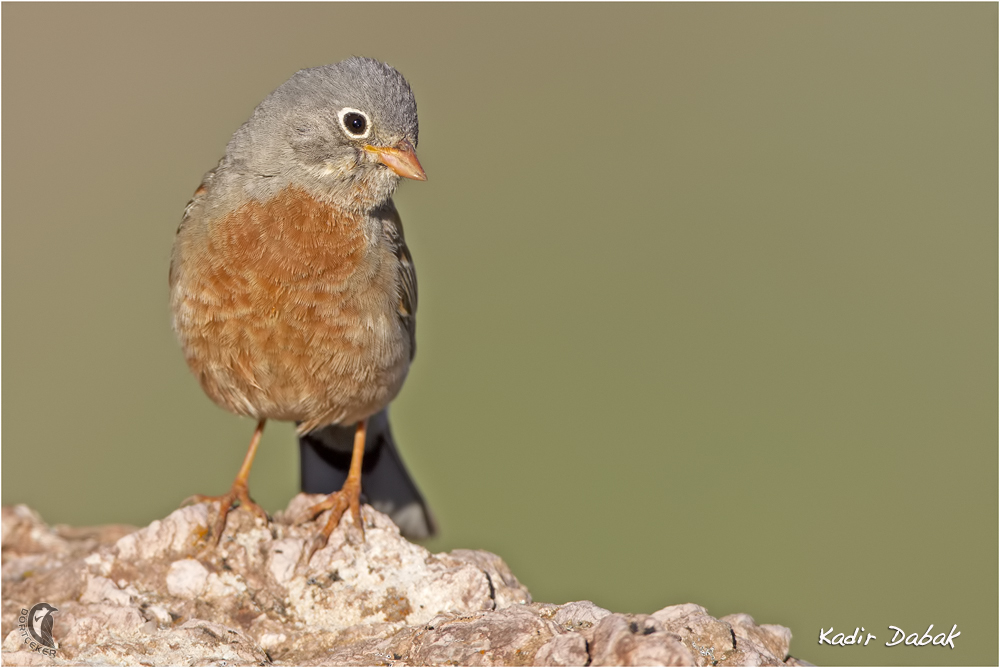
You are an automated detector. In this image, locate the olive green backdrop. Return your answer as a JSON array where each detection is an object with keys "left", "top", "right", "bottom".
[{"left": 3, "top": 3, "right": 996, "bottom": 665}]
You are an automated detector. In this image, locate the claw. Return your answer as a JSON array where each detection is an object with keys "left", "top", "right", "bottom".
[
  {"left": 193, "top": 482, "right": 269, "bottom": 544},
  {"left": 185, "top": 418, "right": 269, "bottom": 545},
  {"left": 303, "top": 479, "right": 364, "bottom": 561},
  {"left": 297, "top": 418, "right": 369, "bottom": 560}
]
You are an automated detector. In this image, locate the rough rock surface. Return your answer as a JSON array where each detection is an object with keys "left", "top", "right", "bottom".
[{"left": 2, "top": 497, "right": 806, "bottom": 666}]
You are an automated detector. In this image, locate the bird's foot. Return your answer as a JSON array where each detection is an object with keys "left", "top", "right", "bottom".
[
  {"left": 303, "top": 479, "right": 364, "bottom": 559},
  {"left": 185, "top": 482, "right": 269, "bottom": 544}
]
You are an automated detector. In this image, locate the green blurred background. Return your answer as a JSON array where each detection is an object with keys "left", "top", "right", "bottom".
[{"left": 3, "top": 3, "right": 996, "bottom": 665}]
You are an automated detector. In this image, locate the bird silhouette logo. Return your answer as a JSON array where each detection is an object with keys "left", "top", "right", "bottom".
[{"left": 26, "top": 603, "right": 58, "bottom": 649}]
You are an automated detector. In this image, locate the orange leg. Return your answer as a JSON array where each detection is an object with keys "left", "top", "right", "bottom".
[
  {"left": 189, "top": 418, "right": 269, "bottom": 543},
  {"left": 307, "top": 418, "right": 367, "bottom": 552}
]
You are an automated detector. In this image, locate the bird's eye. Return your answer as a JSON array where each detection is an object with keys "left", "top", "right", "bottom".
[
  {"left": 344, "top": 113, "right": 366, "bottom": 134},
  {"left": 338, "top": 108, "right": 371, "bottom": 139}
]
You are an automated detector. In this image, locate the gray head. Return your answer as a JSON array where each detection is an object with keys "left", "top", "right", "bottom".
[{"left": 226, "top": 57, "right": 425, "bottom": 212}]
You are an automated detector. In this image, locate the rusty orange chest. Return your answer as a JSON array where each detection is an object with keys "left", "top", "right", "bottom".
[{"left": 170, "top": 185, "right": 412, "bottom": 431}]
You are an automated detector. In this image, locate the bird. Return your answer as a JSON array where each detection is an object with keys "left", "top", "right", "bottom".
[
  {"left": 169, "top": 56, "right": 435, "bottom": 550},
  {"left": 29, "top": 603, "right": 58, "bottom": 648}
]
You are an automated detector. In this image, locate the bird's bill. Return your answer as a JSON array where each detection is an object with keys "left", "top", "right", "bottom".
[{"left": 366, "top": 140, "right": 427, "bottom": 181}]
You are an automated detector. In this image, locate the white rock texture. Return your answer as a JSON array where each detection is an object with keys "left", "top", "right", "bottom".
[{"left": 1, "top": 498, "right": 807, "bottom": 666}]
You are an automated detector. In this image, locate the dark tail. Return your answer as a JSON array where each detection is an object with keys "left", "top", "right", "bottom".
[{"left": 298, "top": 408, "right": 437, "bottom": 539}]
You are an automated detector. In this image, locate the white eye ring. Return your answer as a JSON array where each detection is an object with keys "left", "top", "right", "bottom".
[{"left": 338, "top": 107, "right": 372, "bottom": 140}]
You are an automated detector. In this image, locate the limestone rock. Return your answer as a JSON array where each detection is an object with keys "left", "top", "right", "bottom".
[{"left": 2, "top": 498, "right": 803, "bottom": 666}]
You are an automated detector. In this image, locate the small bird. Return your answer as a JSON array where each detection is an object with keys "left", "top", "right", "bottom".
[
  {"left": 169, "top": 57, "right": 435, "bottom": 548},
  {"left": 29, "top": 603, "right": 58, "bottom": 648}
]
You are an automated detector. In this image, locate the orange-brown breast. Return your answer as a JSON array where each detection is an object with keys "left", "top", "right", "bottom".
[{"left": 170, "top": 185, "right": 411, "bottom": 432}]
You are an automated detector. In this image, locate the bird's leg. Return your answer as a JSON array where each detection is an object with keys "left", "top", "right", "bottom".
[
  {"left": 307, "top": 419, "right": 367, "bottom": 553},
  {"left": 188, "top": 418, "right": 269, "bottom": 543}
]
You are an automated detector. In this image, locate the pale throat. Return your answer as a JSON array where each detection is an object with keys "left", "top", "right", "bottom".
[{"left": 309, "top": 162, "right": 400, "bottom": 216}]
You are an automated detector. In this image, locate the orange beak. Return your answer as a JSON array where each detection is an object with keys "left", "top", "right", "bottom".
[{"left": 365, "top": 139, "right": 427, "bottom": 181}]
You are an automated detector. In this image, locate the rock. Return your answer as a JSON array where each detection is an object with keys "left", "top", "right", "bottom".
[{"left": 1, "top": 498, "right": 804, "bottom": 666}]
